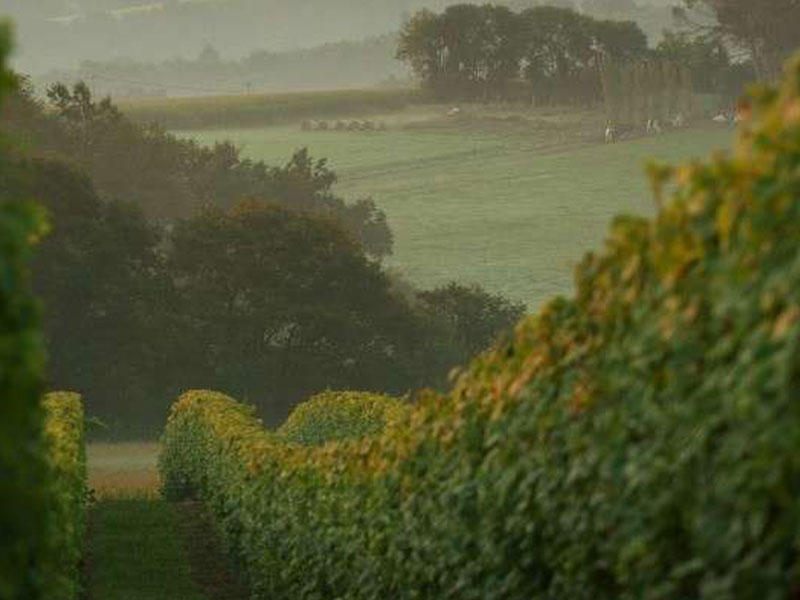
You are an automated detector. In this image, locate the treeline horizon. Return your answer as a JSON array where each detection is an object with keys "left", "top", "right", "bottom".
[
  {"left": 6, "top": 0, "right": 676, "bottom": 77},
  {"left": 37, "top": 35, "right": 410, "bottom": 98},
  {"left": 397, "top": 3, "right": 759, "bottom": 105},
  {"left": 399, "top": 4, "right": 650, "bottom": 104},
  {"left": 5, "top": 0, "right": 451, "bottom": 75},
  {"left": 43, "top": 1, "right": 757, "bottom": 110}
]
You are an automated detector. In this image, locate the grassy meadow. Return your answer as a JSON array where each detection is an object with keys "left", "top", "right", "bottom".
[{"left": 178, "top": 111, "right": 733, "bottom": 308}]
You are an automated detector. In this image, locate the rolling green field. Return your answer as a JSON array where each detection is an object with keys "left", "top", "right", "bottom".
[{"left": 179, "top": 119, "right": 733, "bottom": 309}]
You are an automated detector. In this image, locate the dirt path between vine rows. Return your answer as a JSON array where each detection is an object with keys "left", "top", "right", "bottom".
[
  {"left": 175, "top": 501, "right": 251, "bottom": 600},
  {"left": 85, "top": 443, "right": 249, "bottom": 600}
]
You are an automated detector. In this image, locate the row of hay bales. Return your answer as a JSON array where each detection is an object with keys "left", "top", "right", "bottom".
[
  {"left": 300, "top": 118, "right": 388, "bottom": 132},
  {"left": 160, "top": 58, "right": 800, "bottom": 600}
]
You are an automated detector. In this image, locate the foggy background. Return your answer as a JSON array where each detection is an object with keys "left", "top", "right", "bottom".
[
  {"left": 4, "top": 0, "right": 784, "bottom": 437},
  {"left": 5, "top": 0, "right": 678, "bottom": 94}
]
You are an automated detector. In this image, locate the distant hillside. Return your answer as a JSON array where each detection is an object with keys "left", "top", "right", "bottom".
[
  {"left": 38, "top": 34, "right": 410, "bottom": 97},
  {"left": 7, "top": 0, "right": 450, "bottom": 75}
]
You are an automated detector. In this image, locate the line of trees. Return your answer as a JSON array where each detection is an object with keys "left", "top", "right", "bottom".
[
  {"left": 397, "top": 3, "right": 649, "bottom": 104},
  {"left": 600, "top": 58, "right": 693, "bottom": 126},
  {"left": 397, "top": 2, "right": 780, "bottom": 109}
]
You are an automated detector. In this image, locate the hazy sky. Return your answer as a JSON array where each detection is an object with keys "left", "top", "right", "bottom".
[{"left": 2, "top": 0, "right": 676, "bottom": 76}]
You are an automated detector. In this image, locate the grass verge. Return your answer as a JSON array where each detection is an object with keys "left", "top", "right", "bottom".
[{"left": 89, "top": 498, "right": 205, "bottom": 600}]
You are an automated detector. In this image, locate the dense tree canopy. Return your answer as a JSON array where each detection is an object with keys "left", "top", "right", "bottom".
[
  {"left": 398, "top": 3, "right": 649, "bottom": 103},
  {"left": 0, "top": 15, "right": 529, "bottom": 436},
  {"left": 13, "top": 158, "right": 174, "bottom": 429},
  {"left": 1, "top": 81, "right": 393, "bottom": 258},
  {"left": 168, "top": 201, "right": 423, "bottom": 412}
]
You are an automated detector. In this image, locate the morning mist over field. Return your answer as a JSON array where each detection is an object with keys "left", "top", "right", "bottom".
[
  {"left": 7, "top": 0, "right": 678, "bottom": 80},
  {"left": 2, "top": 1, "right": 799, "bottom": 599}
]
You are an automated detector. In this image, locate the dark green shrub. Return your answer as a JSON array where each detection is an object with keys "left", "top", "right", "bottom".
[{"left": 0, "top": 22, "right": 50, "bottom": 600}]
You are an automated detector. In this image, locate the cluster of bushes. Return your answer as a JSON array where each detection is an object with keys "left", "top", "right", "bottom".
[
  {"left": 42, "top": 393, "right": 88, "bottom": 600},
  {"left": 19, "top": 155, "right": 521, "bottom": 434},
  {"left": 161, "top": 57, "right": 800, "bottom": 599}
]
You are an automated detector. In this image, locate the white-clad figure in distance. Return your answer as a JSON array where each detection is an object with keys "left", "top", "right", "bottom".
[{"left": 605, "top": 121, "right": 616, "bottom": 143}]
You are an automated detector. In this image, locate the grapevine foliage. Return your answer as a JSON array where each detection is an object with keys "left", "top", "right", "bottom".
[
  {"left": 161, "top": 55, "right": 800, "bottom": 600},
  {"left": 0, "top": 22, "right": 50, "bottom": 600}
]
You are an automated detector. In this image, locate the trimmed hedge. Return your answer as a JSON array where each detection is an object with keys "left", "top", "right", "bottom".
[
  {"left": 0, "top": 22, "right": 51, "bottom": 600},
  {"left": 277, "top": 390, "right": 409, "bottom": 446},
  {"left": 42, "top": 393, "right": 88, "bottom": 600},
  {"left": 159, "top": 391, "right": 268, "bottom": 503},
  {"left": 161, "top": 55, "right": 800, "bottom": 600}
]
